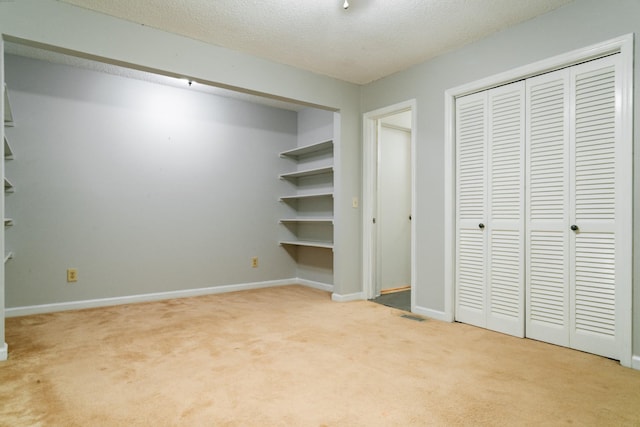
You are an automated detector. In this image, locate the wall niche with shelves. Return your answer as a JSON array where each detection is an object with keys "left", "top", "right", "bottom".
[
  {"left": 3, "top": 84, "right": 14, "bottom": 264},
  {"left": 1, "top": 80, "right": 15, "bottom": 360},
  {"left": 279, "top": 109, "right": 336, "bottom": 288}
]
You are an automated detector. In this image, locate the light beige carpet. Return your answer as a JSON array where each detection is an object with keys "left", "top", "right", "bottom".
[{"left": 1, "top": 285, "right": 639, "bottom": 426}]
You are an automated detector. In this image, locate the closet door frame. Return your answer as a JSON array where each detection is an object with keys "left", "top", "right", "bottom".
[{"left": 444, "top": 34, "right": 633, "bottom": 367}]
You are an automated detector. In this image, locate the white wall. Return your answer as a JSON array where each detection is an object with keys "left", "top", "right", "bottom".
[
  {"left": 4, "top": 54, "right": 300, "bottom": 306},
  {"left": 361, "top": 0, "right": 640, "bottom": 358}
]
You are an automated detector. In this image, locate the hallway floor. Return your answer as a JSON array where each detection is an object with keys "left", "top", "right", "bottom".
[{"left": 371, "top": 289, "right": 411, "bottom": 312}]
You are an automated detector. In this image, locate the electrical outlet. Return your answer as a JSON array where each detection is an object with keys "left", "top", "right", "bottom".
[
  {"left": 352, "top": 197, "right": 359, "bottom": 208},
  {"left": 67, "top": 268, "right": 78, "bottom": 283},
  {"left": 251, "top": 257, "right": 259, "bottom": 268}
]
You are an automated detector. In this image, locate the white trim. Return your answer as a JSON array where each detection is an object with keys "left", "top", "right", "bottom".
[
  {"left": 362, "top": 99, "right": 417, "bottom": 302},
  {"left": 362, "top": 110, "right": 377, "bottom": 299},
  {"left": 0, "top": 342, "right": 7, "bottom": 361},
  {"left": 615, "top": 35, "right": 634, "bottom": 369},
  {"left": 296, "top": 279, "right": 334, "bottom": 292},
  {"left": 412, "top": 305, "right": 448, "bottom": 322},
  {"left": 5, "top": 278, "right": 304, "bottom": 317},
  {"left": 409, "top": 103, "right": 418, "bottom": 315},
  {"left": 444, "top": 34, "right": 634, "bottom": 366},
  {"left": 380, "top": 122, "right": 411, "bottom": 132},
  {"left": 632, "top": 355, "right": 640, "bottom": 371},
  {"left": 443, "top": 91, "right": 456, "bottom": 323},
  {"left": 331, "top": 291, "right": 365, "bottom": 302}
]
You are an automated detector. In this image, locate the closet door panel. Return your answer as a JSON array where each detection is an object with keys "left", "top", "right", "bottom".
[
  {"left": 525, "top": 70, "right": 571, "bottom": 347},
  {"left": 569, "top": 56, "right": 620, "bottom": 359},
  {"left": 455, "top": 92, "right": 487, "bottom": 327},
  {"left": 486, "top": 82, "right": 525, "bottom": 337},
  {"left": 454, "top": 52, "right": 628, "bottom": 361}
]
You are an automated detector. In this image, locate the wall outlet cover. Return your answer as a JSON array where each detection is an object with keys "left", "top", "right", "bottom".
[{"left": 67, "top": 268, "right": 78, "bottom": 282}]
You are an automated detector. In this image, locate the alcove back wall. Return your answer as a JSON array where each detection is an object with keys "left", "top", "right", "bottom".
[{"left": 4, "top": 54, "right": 299, "bottom": 307}]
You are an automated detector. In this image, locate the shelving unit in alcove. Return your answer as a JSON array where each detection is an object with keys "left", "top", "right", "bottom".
[
  {"left": 3, "top": 84, "right": 14, "bottom": 264},
  {"left": 4, "top": 137, "right": 13, "bottom": 160},
  {"left": 3, "top": 84, "right": 13, "bottom": 128},
  {"left": 3, "top": 177, "right": 13, "bottom": 193},
  {"left": 279, "top": 218, "right": 334, "bottom": 224},
  {"left": 278, "top": 165, "right": 333, "bottom": 180},
  {"left": 279, "top": 192, "right": 333, "bottom": 202},
  {"left": 278, "top": 239, "right": 334, "bottom": 249},
  {"left": 278, "top": 139, "right": 334, "bottom": 250},
  {"left": 280, "top": 139, "right": 333, "bottom": 158}
]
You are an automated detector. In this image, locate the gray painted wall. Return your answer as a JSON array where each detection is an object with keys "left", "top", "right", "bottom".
[
  {"left": 0, "top": 0, "right": 363, "bottom": 303},
  {"left": 361, "top": 0, "right": 640, "bottom": 356},
  {"left": 4, "top": 54, "right": 300, "bottom": 306}
]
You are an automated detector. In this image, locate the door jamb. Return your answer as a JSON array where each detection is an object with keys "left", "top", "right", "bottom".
[{"left": 362, "top": 99, "right": 417, "bottom": 310}]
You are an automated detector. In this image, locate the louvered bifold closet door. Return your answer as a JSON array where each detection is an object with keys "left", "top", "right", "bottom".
[
  {"left": 455, "top": 84, "right": 525, "bottom": 336},
  {"left": 525, "top": 70, "right": 571, "bottom": 347},
  {"left": 486, "top": 82, "right": 525, "bottom": 337},
  {"left": 526, "top": 54, "right": 624, "bottom": 359},
  {"left": 569, "top": 55, "right": 622, "bottom": 360},
  {"left": 455, "top": 92, "right": 487, "bottom": 328}
]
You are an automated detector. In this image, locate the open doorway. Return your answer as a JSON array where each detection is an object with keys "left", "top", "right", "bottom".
[{"left": 363, "top": 100, "right": 416, "bottom": 312}]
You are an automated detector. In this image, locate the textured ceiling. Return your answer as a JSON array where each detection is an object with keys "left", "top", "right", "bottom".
[{"left": 59, "top": 0, "right": 573, "bottom": 85}]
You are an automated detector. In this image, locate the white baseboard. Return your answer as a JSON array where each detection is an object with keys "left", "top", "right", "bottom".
[
  {"left": 331, "top": 291, "right": 365, "bottom": 302},
  {"left": 4, "top": 278, "right": 335, "bottom": 318},
  {"left": 631, "top": 355, "right": 640, "bottom": 371},
  {"left": 5, "top": 278, "right": 300, "bottom": 318},
  {"left": 0, "top": 342, "right": 7, "bottom": 361},
  {"left": 412, "top": 305, "right": 451, "bottom": 322},
  {"left": 296, "top": 279, "right": 333, "bottom": 292}
]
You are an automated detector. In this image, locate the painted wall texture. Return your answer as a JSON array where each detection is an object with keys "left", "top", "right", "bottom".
[{"left": 4, "top": 54, "right": 301, "bottom": 306}]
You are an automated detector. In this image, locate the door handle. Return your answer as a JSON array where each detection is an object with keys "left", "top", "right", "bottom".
[
  {"left": 479, "top": 223, "right": 485, "bottom": 229},
  {"left": 570, "top": 224, "right": 579, "bottom": 231}
]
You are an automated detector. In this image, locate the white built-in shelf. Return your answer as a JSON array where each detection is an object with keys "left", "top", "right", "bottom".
[
  {"left": 279, "top": 218, "right": 334, "bottom": 224},
  {"left": 280, "top": 139, "right": 333, "bottom": 159},
  {"left": 279, "top": 166, "right": 333, "bottom": 180},
  {"left": 279, "top": 192, "right": 334, "bottom": 202},
  {"left": 4, "top": 84, "right": 13, "bottom": 127},
  {"left": 4, "top": 136, "right": 13, "bottom": 160},
  {"left": 279, "top": 240, "right": 334, "bottom": 249},
  {"left": 4, "top": 177, "right": 13, "bottom": 193},
  {"left": 3, "top": 86, "right": 14, "bottom": 266},
  {"left": 3, "top": 84, "right": 13, "bottom": 263},
  {"left": 278, "top": 134, "right": 334, "bottom": 255}
]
